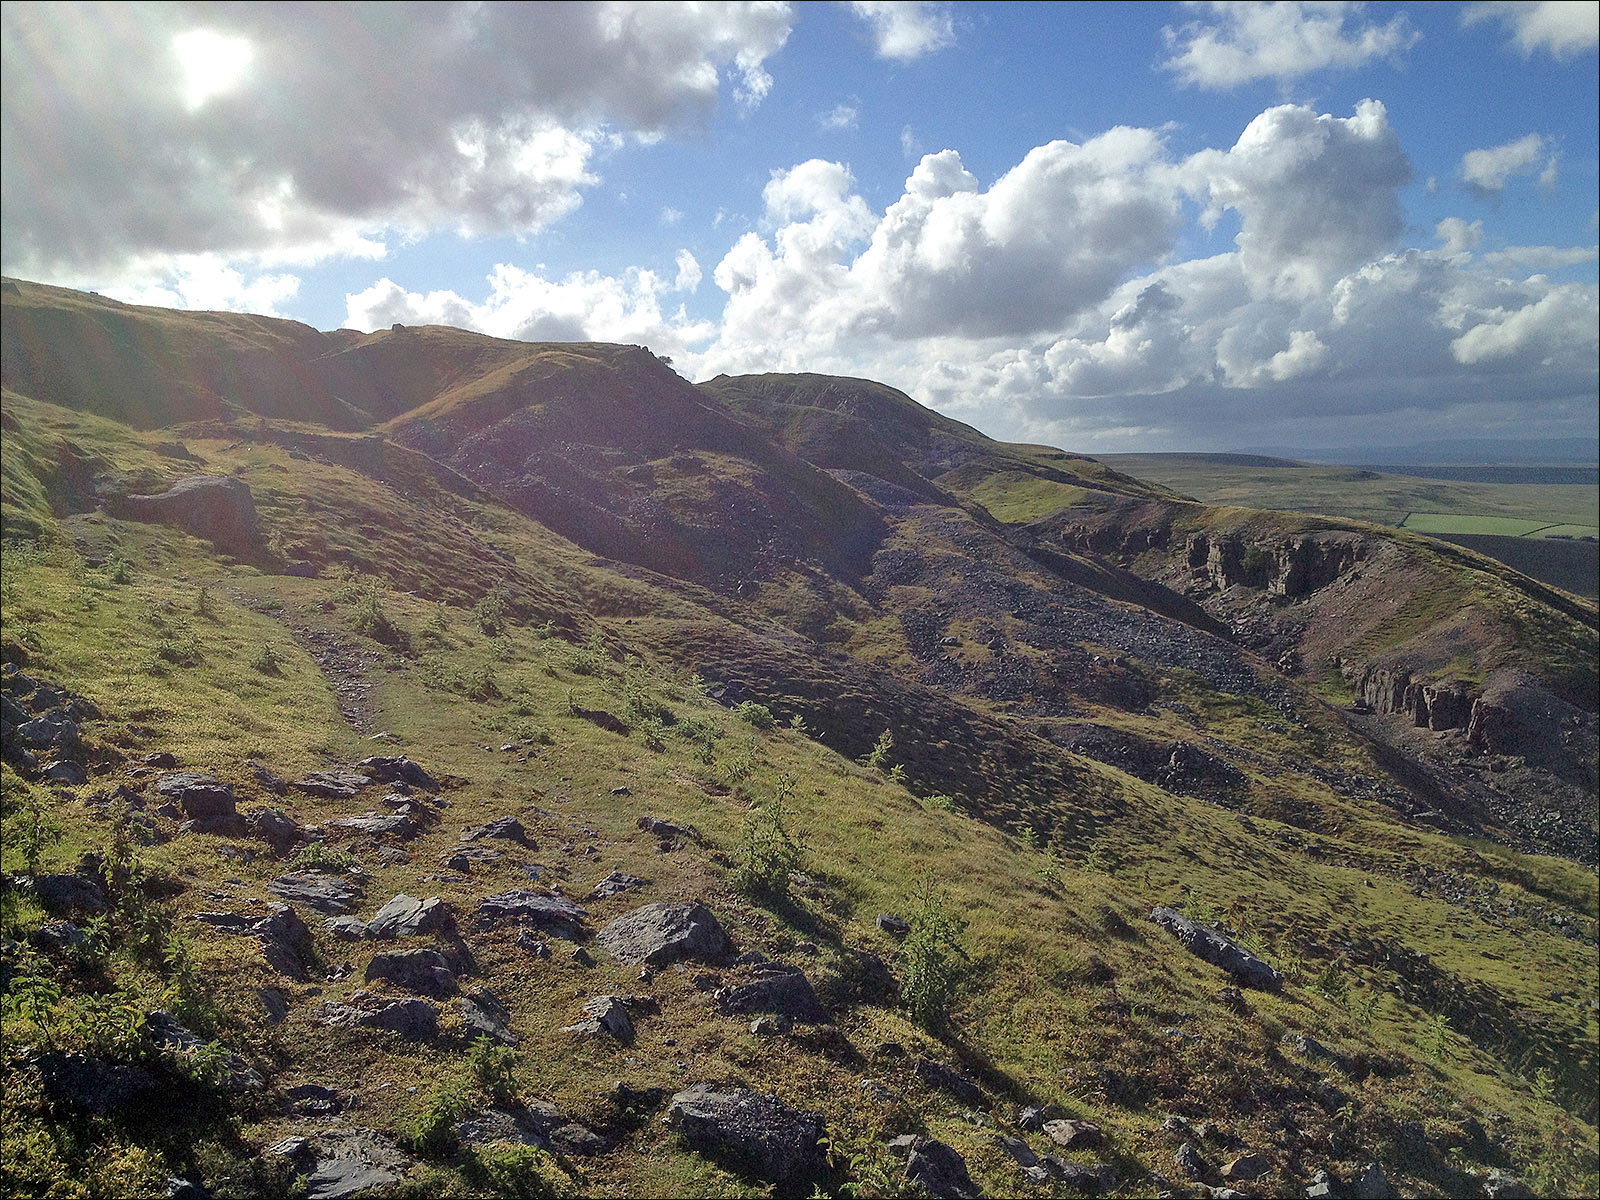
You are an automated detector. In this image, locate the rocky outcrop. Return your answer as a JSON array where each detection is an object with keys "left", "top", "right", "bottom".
[
  {"left": 597, "top": 901, "right": 730, "bottom": 966},
  {"left": 665, "top": 1083, "right": 827, "bottom": 1187},
  {"left": 1352, "top": 667, "right": 1479, "bottom": 732},
  {"left": 1186, "top": 531, "right": 1364, "bottom": 597},
  {"left": 1150, "top": 906, "right": 1282, "bottom": 992},
  {"left": 118, "top": 475, "right": 259, "bottom": 553}
]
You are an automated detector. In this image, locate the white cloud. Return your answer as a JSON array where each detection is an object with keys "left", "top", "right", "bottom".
[
  {"left": 105, "top": 255, "right": 303, "bottom": 316},
  {"left": 820, "top": 103, "right": 859, "bottom": 131},
  {"left": 661, "top": 207, "right": 685, "bottom": 226},
  {"left": 1162, "top": 1, "right": 1419, "bottom": 89},
  {"left": 1460, "top": 133, "right": 1548, "bottom": 192},
  {"left": 1462, "top": 1, "right": 1600, "bottom": 59},
  {"left": 900, "top": 125, "right": 922, "bottom": 158},
  {"left": 850, "top": 2, "right": 955, "bottom": 60},
  {"left": 345, "top": 259, "right": 716, "bottom": 359},
  {"left": 1481, "top": 243, "right": 1600, "bottom": 270},
  {"left": 1, "top": 2, "right": 794, "bottom": 281},
  {"left": 1435, "top": 217, "right": 1485, "bottom": 256}
]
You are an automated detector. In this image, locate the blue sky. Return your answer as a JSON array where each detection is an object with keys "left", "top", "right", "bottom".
[{"left": 3, "top": 1, "right": 1596, "bottom": 451}]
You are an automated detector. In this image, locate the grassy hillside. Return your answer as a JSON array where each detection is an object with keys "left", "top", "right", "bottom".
[{"left": 2, "top": 281, "right": 1596, "bottom": 1200}]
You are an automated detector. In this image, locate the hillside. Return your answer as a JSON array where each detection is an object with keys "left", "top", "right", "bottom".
[{"left": 1, "top": 278, "right": 1596, "bottom": 1200}]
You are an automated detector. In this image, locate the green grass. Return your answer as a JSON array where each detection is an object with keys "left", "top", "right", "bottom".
[{"left": 1401, "top": 512, "right": 1565, "bottom": 536}]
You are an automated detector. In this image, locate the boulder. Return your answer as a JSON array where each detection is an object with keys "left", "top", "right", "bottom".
[
  {"left": 301, "top": 1129, "right": 413, "bottom": 1200},
  {"left": 1175, "top": 1140, "right": 1208, "bottom": 1181},
  {"left": 597, "top": 901, "right": 730, "bottom": 966},
  {"left": 460, "top": 816, "right": 529, "bottom": 844},
  {"left": 120, "top": 475, "right": 259, "bottom": 553},
  {"left": 714, "top": 965, "right": 830, "bottom": 1025},
  {"left": 33, "top": 1051, "right": 159, "bottom": 1115},
  {"left": 246, "top": 808, "right": 303, "bottom": 855},
  {"left": 903, "top": 1135, "right": 982, "bottom": 1199},
  {"left": 44, "top": 760, "right": 88, "bottom": 785},
  {"left": 563, "top": 995, "right": 635, "bottom": 1043},
  {"left": 147, "top": 1011, "right": 263, "bottom": 1092},
  {"left": 1017, "top": 1104, "right": 1068, "bottom": 1132},
  {"left": 877, "top": 913, "right": 911, "bottom": 936},
  {"left": 1222, "top": 1152, "right": 1270, "bottom": 1181},
  {"left": 17, "top": 712, "right": 80, "bottom": 751},
  {"left": 637, "top": 815, "right": 688, "bottom": 839},
  {"left": 364, "top": 948, "right": 457, "bottom": 997},
  {"left": 153, "top": 772, "right": 237, "bottom": 820},
  {"left": 326, "top": 813, "right": 418, "bottom": 840},
  {"left": 1483, "top": 1170, "right": 1533, "bottom": 1199},
  {"left": 460, "top": 988, "right": 519, "bottom": 1045},
  {"left": 587, "top": 870, "right": 646, "bottom": 900},
  {"left": 366, "top": 894, "right": 454, "bottom": 939},
  {"left": 1150, "top": 907, "right": 1282, "bottom": 992},
  {"left": 31, "top": 921, "right": 85, "bottom": 952},
  {"left": 292, "top": 771, "right": 372, "bottom": 799},
  {"left": 354, "top": 756, "right": 439, "bottom": 790},
  {"left": 1351, "top": 1162, "right": 1390, "bottom": 1200},
  {"left": 915, "top": 1056, "right": 986, "bottom": 1109},
  {"left": 269, "top": 871, "right": 363, "bottom": 914},
  {"left": 324, "top": 917, "right": 369, "bottom": 941},
  {"left": 30, "top": 871, "right": 108, "bottom": 916},
  {"left": 476, "top": 890, "right": 588, "bottom": 939},
  {"left": 665, "top": 1083, "right": 827, "bottom": 1187},
  {"left": 1043, "top": 1119, "right": 1103, "bottom": 1151},
  {"left": 318, "top": 996, "right": 438, "bottom": 1039}
]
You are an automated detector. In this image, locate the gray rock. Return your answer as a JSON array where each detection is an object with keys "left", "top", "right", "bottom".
[
  {"left": 366, "top": 894, "right": 454, "bottom": 939},
  {"left": 364, "top": 948, "right": 457, "bottom": 997},
  {"left": 1175, "top": 1140, "right": 1208, "bottom": 1181},
  {"left": 318, "top": 996, "right": 438, "bottom": 1039},
  {"left": 246, "top": 808, "right": 302, "bottom": 855},
  {"left": 915, "top": 1056, "right": 986, "bottom": 1109},
  {"left": 597, "top": 901, "right": 730, "bottom": 966},
  {"left": 477, "top": 890, "right": 588, "bottom": 938},
  {"left": 751, "top": 1014, "right": 792, "bottom": 1037},
  {"left": 269, "top": 871, "right": 363, "bottom": 914},
  {"left": 515, "top": 929, "right": 551, "bottom": 958},
  {"left": 461, "top": 816, "right": 529, "bottom": 844},
  {"left": 34, "top": 1051, "right": 159, "bottom": 1115},
  {"left": 302, "top": 1129, "right": 412, "bottom": 1200},
  {"left": 1044, "top": 1119, "right": 1103, "bottom": 1150},
  {"left": 1350, "top": 1162, "right": 1389, "bottom": 1200},
  {"left": 665, "top": 1083, "right": 827, "bottom": 1186},
  {"left": 714, "top": 965, "right": 830, "bottom": 1024},
  {"left": 637, "top": 815, "right": 688, "bottom": 839},
  {"left": 164, "top": 1175, "right": 207, "bottom": 1199},
  {"left": 354, "top": 756, "right": 439, "bottom": 790},
  {"left": 120, "top": 475, "right": 259, "bottom": 553},
  {"left": 1305, "top": 1168, "right": 1339, "bottom": 1199},
  {"left": 323, "top": 916, "right": 369, "bottom": 941},
  {"left": 1283, "top": 1032, "right": 1344, "bottom": 1066},
  {"left": 259, "top": 987, "right": 290, "bottom": 1025},
  {"left": 30, "top": 871, "right": 109, "bottom": 916},
  {"left": 1150, "top": 906, "right": 1283, "bottom": 992},
  {"left": 563, "top": 995, "right": 635, "bottom": 1043},
  {"left": 587, "top": 869, "right": 646, "bottom": 900},
  {"left": 31, "top": 921, "right": 84, "bottom": 951},
  {"left": 1017, "top": 1103, "right": 1067, "bottom": 1131},
  {"left": 460, "top": 988, "right": 519, "bottom": 1045},
  {"left": 17, "top": 712, "right": 80, "bottom": 750},
  {"left": 1048, "top": 1158, "right": 1116, "bottom": 1193},
  {"left": 288, "top": 1083, "right": 345, "bottom": 1115},
  {"left": 1222, "top": 1152, "right": 1270, "bottom": 1181},
  {"left": 44, "top": 760, "right": 88, "bottom": 785},
  {"left": 292, "top": 771, "right": 372, "bottom": 799},
  {"left": 994, "top": 1136, "right": 1038, "bottom": 1168},
  {"left": 247, "top": 760, "right": 288, "bottom": 794},
  {"left": 1483, "top": 1169, "right": 1533, "bottom": 1199},
  {"left": 147, "top": 1011, "right": 263, "bottom": 1092},
  {"left": 153, "top": 771, "right": 238, "bottom": 819},
  {"left": 877, "top": 913, "right": 910, "bottom": 936},
  {"left": 904, "top": 1135, "right": 982, "bottom": 1198},
  {"left": 326, "top": 812, "right": 418, "bottom": 840}
]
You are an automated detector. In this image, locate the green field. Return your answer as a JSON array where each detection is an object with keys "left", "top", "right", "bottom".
[
  {"left": 1098, "top": 453, "right": 1600, "bottom": 532},
  {"left": 1400, "top": 512, "right": 1600, "bottom": 538}
]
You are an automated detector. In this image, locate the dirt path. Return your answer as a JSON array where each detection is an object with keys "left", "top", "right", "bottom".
[{"left": 280, "top": 616, "right": 380, "bottom": 734}]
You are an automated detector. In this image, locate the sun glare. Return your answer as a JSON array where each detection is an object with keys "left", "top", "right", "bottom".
[{"left": 173, "top": 29, "right": 254, "bottom": 111}]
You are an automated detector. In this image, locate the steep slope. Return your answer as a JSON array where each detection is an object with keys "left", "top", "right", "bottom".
[{"left": 2, "top": 280, "right": 1596, "bottom": 1200}]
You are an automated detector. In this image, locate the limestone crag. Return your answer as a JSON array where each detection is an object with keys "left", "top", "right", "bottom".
[{"left": 1186, "top": 531, "right": 1366, "bottom": 598}]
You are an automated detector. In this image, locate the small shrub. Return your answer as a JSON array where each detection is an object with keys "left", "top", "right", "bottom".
[
  {"left": 473, "top": 589, "right": 507, "bottom": 636},
  {"left": 823, "top": 1131, "right": 914, "bottom": 1199},
  {"left": 351, "top": 584, "right": 400, "bottom": 643},
  {"left": 422, "top": 602, "right": 450, "bottom": 640},
  {"left": 467, "top": 1036, "right": 519, "bottom": 1104},
  {"left": 730, "top": 775, "right": 805, "bottom": 901},
  {"left": 924, "top": 793, "right": 956, "bottom": 812},
  {"left": 465, "top": 662, "right": 501, "bottom": 701},
  {"left": 291, "top": 842, "right": 356, "bottom": 872},
  {"left": 636, "top": 717, "right": 667, "bottom": 752},
  {"left": 735, "top": 701, "right": 776, "bottom": 731},
  {"left": 568, "top": 629, "right": 609, "bottom": 676},
  {"left": 249, "top": 643, "right": 283, "bottom": 674},
  {"left": 900, "top": 875, "right": 967, "bottom": 1031},
  {"left": 194, "top": 585, "right": 216, "bottom": 618},
  {"left": 862, "top": 729, "right": 894, "bottom": 772},
  {"left": 17, "top": 786, "right": 62, "bottom": 875},
  {"left": 404, "top": 1078, "right": 474, "bottom": 1156},
  {"left": 461, "top": 1144, "right": 571, "bottom": 1199},
  {"left": 1422, "top": 1011, "right": 1456, "bottom": 1062}
]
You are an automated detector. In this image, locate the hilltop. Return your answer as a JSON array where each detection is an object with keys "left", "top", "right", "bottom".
[{"left": 1, "top": 277, "right": 1595, "bottom": 1200}]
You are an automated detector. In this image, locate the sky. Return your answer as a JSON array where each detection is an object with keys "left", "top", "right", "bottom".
[{"left": 3, "top": 1, "right": 1597, "bottom": 453}]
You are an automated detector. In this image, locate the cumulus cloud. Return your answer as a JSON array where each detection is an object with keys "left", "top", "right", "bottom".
[
  {"left": 683, "top": 98, "right": 1595, "bottom": 450},
  {"left": 345, "top": 258, "right": 716, "bottom": 359},
  {"left": 819, "top": 103, "right": 859, "bottom": 131},
  {"left": 1, "top": 2, "right": 793, "bottom": 284},
  {"left": 1462, "top": 1, "right": 1600, "bottom": 59},
  {"left": 849, "top": 2, "right": 955, "bottom": 60},
  {"left": 1162, "top": 1, "right": 1419, "bottom": 89},
  {"left": 1460, "top": 133, "right": 1550, "bottom": 193}
]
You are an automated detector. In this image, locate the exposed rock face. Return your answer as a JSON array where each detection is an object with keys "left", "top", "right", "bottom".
[
  {"left": 366, "top": 894, "right": 454, "bottom": 939},
  {"left": 460, "top": 988, "right": 518, "bottom": 1045},
  {"left": 153, "top": 771, "right": 238, "bottom": 820},
  {"left": 665, "top": 1083, "right": 827, "bottom": 1186},
  {"left": 587, "top": 870, "right": 646, "bottom": 900},
  {"left": 476, "top": 890, "right": 588, "bottom": 939},
  {"left": 914, "top": 1056, "right": 987, "bottom": 1109},
  {"left": 364, "top": 948, "right": 458, "bottom": 997},
  {"left": 598, "top": 901, "right": 730, "bottom": 966},
  {"left": 194, "top": 903, "right": 314, "bottom": 980},
  {"left": 269, "top": 871, "right": 364, "bottom": 914},
  {"left": 1186, "top": 531, "right": 1365, "bottom": 598},
  {"left": 903, "top": 1135, "right": 982, "bottom": 1199},
  {"left": 353, "top": 755, "right": 439, "bottom": 790},
  {"left": 1353, "top": 667, "right": 1479, "bottom": 732},
  {"left": 563, "top": 995, "right": 635, "bottom": 1043},
  {"left": 714, "top": 964, "right": 830, "bottom": 1024},
  {"left": 317, "top": 995, "right": 438, "bottom": 1039},
  {"left": 119, "top": 475, "right": 259, "bottom": 553},
  {"left": 300, "top": 1129, "right": 413, "bottom": 1200},
  {"left": 1150, "top": 906, "right": 1283, "bottom": 992}
]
